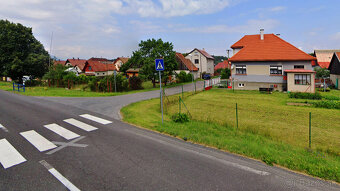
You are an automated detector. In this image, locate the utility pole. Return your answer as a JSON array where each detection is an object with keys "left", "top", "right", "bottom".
[
  {"left": 226, "top": 49, "right": 230, "bottom": 59},
  {"left": 49, "top": 32, "right": 53, "bottom": 67}
]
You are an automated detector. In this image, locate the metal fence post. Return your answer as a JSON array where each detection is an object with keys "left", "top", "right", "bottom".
[
  {"left": 309, "top": 112, "right": 312, "bottom": 148},
  {"left": 236, "top": 103, "right": 238, "bottom": 129},
  {"left": 195, "top": 81, "right": 196, "bottom": 93},
  {"left": 179, "top": 96, "right": 181, "bottom": 114}
]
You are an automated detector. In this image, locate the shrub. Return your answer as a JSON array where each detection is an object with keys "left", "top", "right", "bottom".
[
  {"left": 288, "top": 92, "right": 322, "bottom": 100},
  {"left": 323, "top": 95, "right": 340, "bottom": 101},
  {"left": 98, "top": 74, "right": 128, "bottom": 92},
  {"left": 129, "top": 76, "right": 143, "bottom": 90},
  {"left": 171, "top": 113, "right": 190, "bottom": 123},
  {"left": 313, "top": 100, "right": 340, "bottom": 109},
  {"left": 221, "top": 68, "right": 231, "bottom": 79},
  {"left": 177, "top": 71, "right": 193, "bottom": 83},
  {"left": 24, "top": 79, "right": 42, "bottom": 87}
]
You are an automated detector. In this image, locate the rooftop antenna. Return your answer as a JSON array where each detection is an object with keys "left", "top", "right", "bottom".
[{"left": 48, "top": 31, "right": 53, "bottom": 67}]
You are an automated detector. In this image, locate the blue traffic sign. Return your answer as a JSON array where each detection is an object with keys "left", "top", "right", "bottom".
[{"left": 155, "top": 59, "right": 164, "bottom": 71}]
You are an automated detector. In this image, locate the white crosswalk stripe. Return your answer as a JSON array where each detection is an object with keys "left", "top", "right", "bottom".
[
  {"left": 63, "top": 118, "right": 98, "bottom": 132},
  {"left": 20, "top": 130, "right": 57, "bottom": 152},
  {"left": 0, "top": 123, "right": 8, "bottom": 132},
  {"left": 0, "top": 139, "right": 26, "bottom": 169},
  {"left": 80, "top": 114, "right": 112, "bottom": 125},
  {"left": 44, "top": 123, "right": 80, "bottom": 140}
]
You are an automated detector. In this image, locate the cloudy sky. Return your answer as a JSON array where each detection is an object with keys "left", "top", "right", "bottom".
[{"left": 0, "top": 0, "right": 339, "bottom": 60}]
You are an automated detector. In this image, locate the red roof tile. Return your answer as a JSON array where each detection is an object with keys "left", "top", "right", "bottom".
[
  {"left": 87, "top": 60, "right": 116, "bottom": 72},
  {"left": 176, "top": 53, "right": 198, "bottom": 71},
  {"left": 229, "top": 34, "right": 316, "bottom": 62},
  {"left": 214, "top": 60, "right": 231, "bottom": 70},
  {"left": 285, "top": 69, "right": 315, "bottom": 73},
  {"left": 317, "top": 62, "right": 330, "bottom": 68},
  {"left": 53, "top": 60, "right": 66, "bottom": 66},
  {"left": 66, "top": 59, "right": 88, "bottom": 70}
]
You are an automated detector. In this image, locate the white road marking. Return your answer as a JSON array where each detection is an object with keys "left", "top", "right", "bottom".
[
  {"left": 40, "top": 160, "right": 81, "bottom": 191},
  {"left": 79, "top": 114, "right": 112, "bottom": 125},
  {"left": 20, "top": 130, "right": 57, "bottom": 152},
  {"left": 44, "top": 123, "right": 80, "bottom": 140},
  {"left": 0, "top": 139, "right": 26, "bottom": 169},
  {"left": 0, "top": 123, "right": 8, "bottom": 132},
  {"left": 63, "top": 118, "right": 98, "bottom": 132}
]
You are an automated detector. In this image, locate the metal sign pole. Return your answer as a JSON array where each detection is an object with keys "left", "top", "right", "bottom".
[{"left": 159, "top": 70, "right": 164, "bottom": 124}]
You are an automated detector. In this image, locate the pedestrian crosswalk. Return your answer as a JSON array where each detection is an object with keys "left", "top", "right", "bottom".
[{"left": 0, "top": 114, "right": 111, "bottom": 169}]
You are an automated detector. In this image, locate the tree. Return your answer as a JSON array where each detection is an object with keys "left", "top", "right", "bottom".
[
  {"left": 314, "top": 67, "right": 330, "bottom": 92},
  {"left": 0, "top": 20, "right": 49, "bottom": 82},
  {"left": 123, "top": 38, "right": 178, "bottom": 87},
  {"left": 221, "top": 68, "right": 231, "bottom": 79}
]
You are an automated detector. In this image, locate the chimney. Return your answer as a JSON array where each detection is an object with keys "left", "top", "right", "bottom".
[{"left": 260, "top": 29, "right": 264, "bottom": 40}]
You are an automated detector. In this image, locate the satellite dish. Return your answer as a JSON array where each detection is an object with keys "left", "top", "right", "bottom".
[{"left": 231, "top": 64, "right": 235, "bottom": 69}]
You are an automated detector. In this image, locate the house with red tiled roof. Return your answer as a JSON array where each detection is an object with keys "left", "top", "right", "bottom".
[
  {"left": 214, "top": 60, "right": 231, "bottom": 71},
  {"left": 229, "top": 29, "right": 317, "bottom": 93},
  {"left": 328, "top": 52, "right": 340, "bottom": 89},
  {"left": 185, "top": 48, "right": 215, "bottom": 77},
  {"left": 113, "top": 57, "right": 129, "bottom": 71},
  {"left": 53, "top": 60, "right": 66, "bottom": 66},
  {"left": 175, "top": 53, "right": 199, "bottom": 80},
  {"left": 85, "top": 60, "right": 117, "bottom": 77},
  {"left": 314, "top": 49, "right": 340, "bottom": 68},
  {"left": 65, "top": 58, "right": 88, "bottom": 74}
]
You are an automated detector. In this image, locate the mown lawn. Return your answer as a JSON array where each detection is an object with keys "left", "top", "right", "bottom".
[
  {"left": 0, "top": 80, "right": 192, "bottom": 97},
  {"left": 121, "top": 89, "right": 340, "bottom": 182}
]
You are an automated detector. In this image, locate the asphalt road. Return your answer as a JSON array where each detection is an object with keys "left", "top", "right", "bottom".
[
  {"left": 38, "top": 81, "right": 206, "bottom": 120},
  {"left": 0, "top": 88, "right": 339, "bottom": 190}
]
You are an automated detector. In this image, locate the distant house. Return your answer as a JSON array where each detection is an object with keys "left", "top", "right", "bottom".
[
  {"left": 175, "top": 52, "right": 199, "bottom": 79},
  {"left": 53, "top": 60, "right": 66, "bottom": 66},
  {"left": 328, "top": 52, "right": 340, "bottom": 89},
  {"left": 65, "top": 58, "right": 88, "bottom": 74},
  {"left": 214, "top": 60, "right": 231, "bottom": 71},
  {"left": 88, "top": 57, "right": 113, "bottom": 65},
  {"left": 229, "top": 29, "right": 317, "bottom": 93},
  {"left": 185, "top": 48, "right": 215, "bottom": 77},
  {"left": 314, "top": 49, "right": 340, "bottom": 68},
  {"left": 85, "top": 60, "right": 116, "bottom": 77},
  {"left": 126, "top": 68, "right": 139, "bottom": 78},
  {"left": 113, "top": 57, "right": 129, "bottom": 71}
]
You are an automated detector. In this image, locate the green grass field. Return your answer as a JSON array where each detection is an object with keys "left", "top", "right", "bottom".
[
  {"left": 0, "top": 80, "right": 191, "bottom": 97},
  {"left": 121, "top": 89, "right": 340, "bottom": 182}
]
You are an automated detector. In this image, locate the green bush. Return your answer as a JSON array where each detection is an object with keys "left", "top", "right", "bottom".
[
  {"left": 171, "top": 113, "right": 190, "bottom": 123},
  {"left": 177, "top": 71, "right": 193, "bottom": 83},
  {"left": 288, "top": 92, "right": 322, "bottom": 100},
  {"left": 129, "top": 76, "right": 143, "bottom": 90},
  {"left": 313, "top": 100, "right": 340, "bottom": 109},
  {"left": 323, "top": 95, "right": 340, "bottom": 101},
  {"left": 24, "top": 79, "right": 42, "bottom": 87},
  {"left": 98, "top": 74, "right": 128, "bottom": 92},
  {"left": 221, "top": 68, "right": 231, "bottom": 79}
]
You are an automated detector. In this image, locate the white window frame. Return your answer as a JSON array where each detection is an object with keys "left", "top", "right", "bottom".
[
  {"left": 270, "top": 65, "right": 282, "bottom": 75},
  {"left": 236, "top": 65, "right": 247, "bottom": 74}
]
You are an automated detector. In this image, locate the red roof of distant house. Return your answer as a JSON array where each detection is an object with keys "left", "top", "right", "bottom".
[
  {"left": 229, "top": 34, "right": 316, "bottom": 62},
  {"left": 114, "top": 57, "right": 129, "bottom": 64},
  {"left": 188, "top": 48, "right": 214, "bottom": 60},
  {"left": 176, "top": 53, "right": 198, "bottom": 71},
  {"left": 54, "top": 60, "right": 66, "bottom": 66},
  {"left": 317, "top": 62, "right": 330, "bottom": 68},
  {"left": 87, "top": 60, "right": 116, "bottom": 72},
  {"left": 66, "top": 59, "right": 88, "bottom": 70},
  {"left": 214, "top": 60, "right": 231, "bottom": 70},
  {"left": 285, "top": 69, "right": 315, "bottom": 73}
]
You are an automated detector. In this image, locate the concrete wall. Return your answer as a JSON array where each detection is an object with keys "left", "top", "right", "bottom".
[
  {"left": 232, "top": 82, "right": 285, "bottom": 91},
  {"left": 287, "top": 72, "right": 315, "bottom": 93},
  {"left": 330, "top": 74, "right": 340, "bottom": 89}
]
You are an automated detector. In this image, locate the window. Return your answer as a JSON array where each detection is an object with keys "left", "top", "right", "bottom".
[
  {"left": 195, "top": 59, "right": 199, "bottom": 64},
  {"left": 294, "top": 65, "right": 304, "bottom": 69},
  {"left": 294, "top": 74, "right": 311, "bottom": 85},
  {"left": 88, "top": 66, "right": 92, "bottom": 70},
  {"left": 270, "top": 65, "right": 282, "bottom": 75},
  {"left": 238, "top": 83, "right": 245, "bottom": 87},
  {"left": 236, "top": 65, "right": 247, "bottom": 74},
  {"left": 103, "top": 73, "right": 105, "bottom": 75}
]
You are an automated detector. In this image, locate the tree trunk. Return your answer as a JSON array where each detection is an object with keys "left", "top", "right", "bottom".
[{"left": 152, "top": 78, "right": 156, "bottom": 88}]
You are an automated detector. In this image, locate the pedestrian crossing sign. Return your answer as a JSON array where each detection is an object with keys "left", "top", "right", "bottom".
[{"left": 155, "top": 59, "right": 164, "bottom": 71}]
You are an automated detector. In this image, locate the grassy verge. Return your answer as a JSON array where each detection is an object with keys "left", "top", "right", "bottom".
[
  {"left": 0, "top": 80, "right": 195, "bottom": 97},
  {"left": 121, "top": 89, "right": 340, "bottom": 182}
]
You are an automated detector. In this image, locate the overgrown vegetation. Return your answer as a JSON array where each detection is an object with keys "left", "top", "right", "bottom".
[
  {"left": 312, "top": 100, "right": 340, "bottom": 109},
  {"left": 171, "top": 113, "right": 190, "bottom": 123},
  {"left": 121, "top": 89, "right": 340, "bottom": 182},
  {"left": 288, "top": 92, "right": 322, "bottom": 100},
  {"left": 177, "top": 71, "right": 193, "bottom": 83}
]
